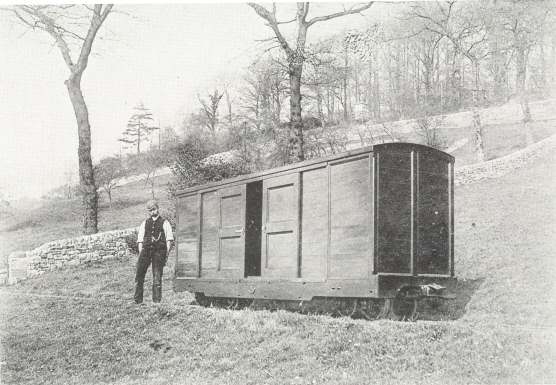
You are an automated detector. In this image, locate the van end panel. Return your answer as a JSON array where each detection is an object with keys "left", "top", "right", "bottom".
[
  {"left": 416, "top": 151, "right": 451, "bottom": 275},
  {"left": 376, "top": 150, "right": 412, "bottom": 273}
]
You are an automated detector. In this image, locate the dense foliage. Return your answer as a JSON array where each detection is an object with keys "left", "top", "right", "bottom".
[{"left": 167, "top": 141, "right": 250, "bottom": 193}]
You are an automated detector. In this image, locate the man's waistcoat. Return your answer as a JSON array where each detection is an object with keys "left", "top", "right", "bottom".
[{"left": 144, "top": 217, "right": 167, "bottom": 251}]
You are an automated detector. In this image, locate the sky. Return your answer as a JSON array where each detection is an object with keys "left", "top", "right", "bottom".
[{"left": 0, "top": 2, "right": 378, "bottom": 200}]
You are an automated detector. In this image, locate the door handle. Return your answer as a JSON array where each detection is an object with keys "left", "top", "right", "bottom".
[{"left": 234, "top": 227, "right": 244, "bottom": 234}]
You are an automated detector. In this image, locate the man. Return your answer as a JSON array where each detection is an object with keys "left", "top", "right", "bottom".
[{"left": 135, "top": 199, "right": 174, "bottom": 304}]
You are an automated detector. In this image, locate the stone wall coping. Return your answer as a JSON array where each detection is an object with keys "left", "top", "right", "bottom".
[
  {"left": 453, "top": 133, "right": 556, "bottom": 186},
  {"left": 455, "top": 133, "right": 556, "bottom": 172},
  {"left": 31, "top": 227, "right": 137, "bottom": 253}
]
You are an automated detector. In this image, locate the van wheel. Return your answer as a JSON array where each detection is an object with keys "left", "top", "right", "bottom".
[{"left": 390, "top": 297, "right": 418, "bottom": 321}]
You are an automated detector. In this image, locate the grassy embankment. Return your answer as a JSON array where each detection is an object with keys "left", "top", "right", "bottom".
[{"left": 1, "top": 146, "right": 554, "bottom": 384}]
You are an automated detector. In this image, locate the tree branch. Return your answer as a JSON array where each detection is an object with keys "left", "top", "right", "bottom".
[
  {"left": 307, "top": 2, "right": 374, "bottom": 27},
  {"left": 75, "top": 4, "right": 113, "bottom": 74},
  {"left": 276, "top": 17, "right": 297, "bottom": 25},
  {"left": 247, "top": 3, "right": 293, "bottom": 56},
  {"left": 16, "top": 5, "right": 76, "bottom": 69}
]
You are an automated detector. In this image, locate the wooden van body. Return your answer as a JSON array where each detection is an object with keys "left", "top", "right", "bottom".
[{"left": 173, "top": 143, "right": 455, "bottom": 300}]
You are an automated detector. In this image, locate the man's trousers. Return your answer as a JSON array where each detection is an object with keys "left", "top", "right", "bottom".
[{"left": 134, "top": 247, "right": 166, "bottom": 303}]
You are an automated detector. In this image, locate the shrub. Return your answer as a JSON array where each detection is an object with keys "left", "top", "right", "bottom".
[
  {"left": 415, "top": 115, "right": 447, "bottom": 150},
  {"left": 168, "top": 142, "right": 249, "bottom": 193}
]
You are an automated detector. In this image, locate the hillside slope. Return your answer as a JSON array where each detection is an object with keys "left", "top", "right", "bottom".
[
  {"left": 454, "top": 149, "right": 556, "bottom": 327},
  {"left": 1, "top": 149, "right": 554, "bottom": 385}
]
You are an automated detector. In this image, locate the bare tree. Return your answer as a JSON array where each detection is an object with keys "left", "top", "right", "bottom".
[
  {"left": 247, "top": 2, "right": 373, "bottom": 162},
  {"left": 198, "top": 89, "right": 224, "bottom": 134},
  {"left": 410, "top": 1, "right": 488, "bottom": 162},
  {"left": 415, "top": 115, "right": 447, "bottom": 150},
  {"left": 304, "top": 38, "right": 345, "bottom": 124},
  {"left": 136, "top": 150, "right": 166, "bottom": 200},
  {"left": 94, "top": 156, "right": 125, "bottom": 207},
  {"left": 240, "top": 56, "right": 288, "bottom": 135},
  {"left": 4, "top": 4, "right": 113, "bottom": 234},
  {"left": 497, "top": 1, "right": 551, "bottom": 136}
]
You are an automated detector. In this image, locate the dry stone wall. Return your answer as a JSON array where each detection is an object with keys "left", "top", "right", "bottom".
[
  {"left": 454, "top": 133, "right": 556, "bottom": 185},
  {"left": 6, "top": 228, "right": 136, "bottom": 285}
]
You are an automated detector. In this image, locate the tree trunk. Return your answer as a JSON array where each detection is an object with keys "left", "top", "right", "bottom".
[
  {"left": 316, "top": 88, "right": 324, "bottom": 124},
  {"left": 273, "top": 83, "right": 282, "bottom": 124},
  {"left": 424, "top": 62, "right": 432, "bottom": 107},
  {"left": 66, "top": 75, "right": 98, "bottom": 234},
  {"left": 551, "top": 34, "right": 556, "bottom": 96},
  {"left": 472, "top": 62, "right": 485, "bottom": 163},
  {"left": 374, "top": 68, "right": 381, "bottom": 120},
  {"left": 472, "top": 102, "right": 485, "bottom": 162},
  {"left": 137, "top": 123, "right": 141, "bottom": 154},
  {"left": 225, "top": 89, "right": 233, "bottom": 126},
  {"left": 367, "top": 56, "right": 373, "bottom": 120},
  {"left": 516, "top": 43, "right": 533, "bottom": 146},
  {"left": 354, "top": 61, "right": 360, "bottom": 103},
  {"left": 516, "top": 45, "right": 532, "bottom": 123},
  {"left": 343, "top": 44, "right": 349, "bottom": 122},
  {"left": 289, "top": 61, "right": 304, "bottom": 162},
  {"left": 488, "top": 18, "right": 507, "bottom": 104},
  {"left": 327, "top": 87, "right": 335, "bottom": 122}
]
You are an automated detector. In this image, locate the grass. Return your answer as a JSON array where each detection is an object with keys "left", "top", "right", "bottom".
[{"left": 1, "top": 147, "right": 555, "bottom": 384}]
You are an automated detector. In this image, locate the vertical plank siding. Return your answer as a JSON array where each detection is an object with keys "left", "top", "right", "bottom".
[
  {"left": 200, "top": 191, "right": 218, "bottom": 276},
  {"left": 300, "top": 167, "right": 328, "bottom": 281},
  {"left": 176, "top": 195, "right": 200, "bottom": 277},
  {"left": 328, "top": 156, "right": 372, "bottom": 279}
]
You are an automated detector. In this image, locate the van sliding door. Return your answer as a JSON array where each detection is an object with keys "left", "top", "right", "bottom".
[
  {"left": 261, "top": 174, "right": 300, "bottom": 278},
  {"left": 200, "top": 185, "right": 246, "bottom": 279}
]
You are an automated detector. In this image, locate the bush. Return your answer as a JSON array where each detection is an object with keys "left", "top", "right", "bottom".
[
  {"left": 415, "top": 115, "right": 447, "bottom": 150},
  {"left": 168, "top": 142, "right": 250, "bottom": 193}
]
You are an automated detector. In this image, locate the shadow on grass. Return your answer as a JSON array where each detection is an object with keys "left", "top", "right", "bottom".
[
  {"left": 418, "top": 277, "right": 485, "bottom": 321},
  {"left": 187, "top": 277, "right": 486, "bottom": 322}
]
